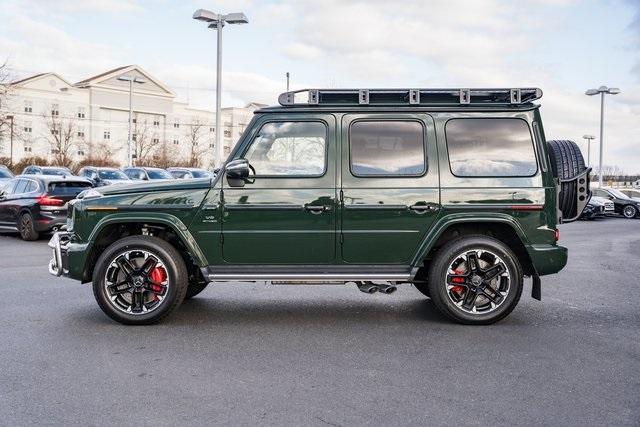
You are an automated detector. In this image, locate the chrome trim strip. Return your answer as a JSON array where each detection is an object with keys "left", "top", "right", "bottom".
[
  {"left": 344, "top": 204, "right": 407, "bottom": 210},
  {"left": 225, "top": 204, "right": 304, "bottom": 211},
  {"left": 206, "top": 273, "right": 411, "bottom": 281}
]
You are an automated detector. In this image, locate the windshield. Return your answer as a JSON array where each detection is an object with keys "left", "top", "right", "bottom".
[
  {"left": 0, "top": 169, "right": 12, "bottom": 178},
  {"left": 42, "top": 168, "right": 71, "bottom": 176},
  {"left": 170, "top": 170, "right": 188, "bottom": 179},
  {"left": 98, "top": 170, "right": 128, "bottom": 180},
  {"left": 609, "top": 189, "right": 630, "bottom": 199},
  {"left": 147, "top": 169, "right": 173, "bottom": 179}
]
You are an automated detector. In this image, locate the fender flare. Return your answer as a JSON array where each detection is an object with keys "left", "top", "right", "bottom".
[
  {"left": 86, "top": 212, "right": 208, "bottom": 267},
  {"left": 410, "top": 213, "right": 530, "bottom": 267}
]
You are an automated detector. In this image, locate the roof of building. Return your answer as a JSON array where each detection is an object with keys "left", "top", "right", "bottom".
[{"left": 73, "top": 65, "right": 132, "bottom": 87}]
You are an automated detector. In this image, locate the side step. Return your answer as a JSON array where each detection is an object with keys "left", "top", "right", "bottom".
[{"left": 201, "top": 265, "right": 415, "bottom": 283}]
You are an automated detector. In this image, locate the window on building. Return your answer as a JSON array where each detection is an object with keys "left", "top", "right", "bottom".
[
  {"left": 77, "top": 127, "right": 85, "bottom": 138},
  {"left": 224, "top": 122, "right": 232, "bottom": 138},
  {"left": 153, "top": 118, "right": 160, "bottom": 127},
  {"left": 209, "top": 127, "right": 215, "bottom": 133},
  {"left": 24, "top": 100, "right": 33, "bottom": 113},
  {"left": 24, "top": 146, "right": 32, "bottom": 153},
  {"left": 152, "top": 138, "right": 159, "bottom": 144},
  {"left": 77, "top": 150, "right": 85, "bottom": 156},
  {"left": 445, "top": 118, "right": 537, "bottom": 177},
  {"left": 173, "top": 139, "right": 179, "bottom": 145},
  {"left": 23, "top": 121, "right": 32, "bottom": 133},
  {"left": 51, "top": 128, "right": 59, "bottom": 136},
  {"left": 243, "top": 121, "right": 327, "bottom": 177},
  {"left": 174, "top": 121, "right": 180, "bottom": 129},
  {"left": 209, "top": 143, "right": 214, "bottom": 148},
  {"left": 77, "top": 107, "right": 85, "bottom": 119},
  {"left": 132, "top": 134, "right": 137, "bottom": 141},
  {"left": 132, "top": 118, "right": 137, "bottom": 124},
  {"left": 51, "top": 104, "right": 59, "bottom": 116},
  {"left": 349, "top": 120, "right": 426, "bottom": 177},
  {"left": 103, "top": 130, "right": 111, "bottom": 140}
]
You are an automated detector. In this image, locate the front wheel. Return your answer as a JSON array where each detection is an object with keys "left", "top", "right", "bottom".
[
  {"left": 622, "top": 205, "right": 637, "bottom": 219},
  {"left": 427, "top": 236, "right": 523, "bottom": 325},
  {"left": 92, "top": 236, "right": 188, "bottom": 325}
]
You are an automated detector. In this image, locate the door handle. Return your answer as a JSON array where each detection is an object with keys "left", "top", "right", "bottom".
[
  {"left": 409, "top": 204, "right": 438, "bottom": 213},
  {"left": 305, "top": 205, "right": 330, "bottom": 214}
]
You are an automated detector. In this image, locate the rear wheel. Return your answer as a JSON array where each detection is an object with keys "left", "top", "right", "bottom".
[
  {"left": 622, "top": 205, "right": 637, "bottom": 219},
  {"left": 427, "top": 236, "right": 523, "bottom": 325},
  {"left": 19, "top": 213, "right": 39, "bottom": 241},
  {"left": 92, "top": 236, "right": 188, "bottom": 325}
]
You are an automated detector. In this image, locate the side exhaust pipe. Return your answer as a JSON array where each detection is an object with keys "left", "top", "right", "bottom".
[
  {"left": 356, "top": 282, "right": 378, "bottom": 294},
  {"left": 375, "top": 283, "right": 397, "bottom": 294}
]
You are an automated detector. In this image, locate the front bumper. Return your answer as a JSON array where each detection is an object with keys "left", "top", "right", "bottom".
[
  {"left": 48, "top": 231, "right": 70, "bottom": 277},
  {"left": 526, "top": 244, "right": 568, "bottom": 276}
]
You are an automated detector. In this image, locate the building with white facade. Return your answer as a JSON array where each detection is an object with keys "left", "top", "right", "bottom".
[{"left": 0, "top": 65, "right": 265, "bottom": 167}]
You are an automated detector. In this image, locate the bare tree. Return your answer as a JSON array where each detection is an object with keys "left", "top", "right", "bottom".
[
  {"left": 184, "top": 118, "right": 208, "bottom": 167},
  {"left": 42, "top": 110, "right": 85, "bottom": 168},
  {"left": 131, "top": 113, "right": 162, "bottom": 166},
  {"left": 0, "top": 60, "right": 14, "bottom": 153}
]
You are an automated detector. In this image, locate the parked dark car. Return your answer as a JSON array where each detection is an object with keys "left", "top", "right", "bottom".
[
  {"left": 78, "top": 167, "right": 131, "bottom": 187},
  {"left": 0, "top": 166, "right": 13, "bottom": 186},
  {"left": 122, "top": 167, "right": 174, "bottom": 181},
  {"left": 592, "top": 187, "right": 640, "bottom": 218},
  {"left": 166, "top": 167, "right": 213, "bottom": 179},
  {"left": 0, "top": 175, "right": 92, "bottom": 240},
  {"left": 22, "top": 165, "right": 74, "bottom": 177},
  {"left": 579, "top": 195, "right": 613, "bottom": 220},
  {"left": 620, "top": 188, "right": 640, "bottom": 201}
]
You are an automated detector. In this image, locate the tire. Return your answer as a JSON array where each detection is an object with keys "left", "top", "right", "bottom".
[
  {"left": 546, "top": 140, "right": 588, "bottom": 219},
  {"left": 92, "top": 236, "right": 188, "bottom": 325},
  {"left": 622, "top": 205, "right": 638, "bottom": 219},
  {"left": 427, "top": 235, "right": 523, "bottom": 325},
  {"left": 19, "top": 212, "right": 39, "bottom": 241},
  {"left": 185, "top": 281, "right": 209, "bottom": 299}
]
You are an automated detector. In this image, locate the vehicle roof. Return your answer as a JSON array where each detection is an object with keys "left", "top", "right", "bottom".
[
  {"left": 14, "top": 174, "right": 92, "bottom": 184},
  {"left": 167, "top": 167, "right": 207, "bottom": 171},
  {"left": 81, "top": 166, "right": 121, "bottom": 170},
  {"left": 123, "top": 166, "right": 165, "bottom": 171},
  {"left": 256, "top": 104, "right": 540, "bottom": 114}
]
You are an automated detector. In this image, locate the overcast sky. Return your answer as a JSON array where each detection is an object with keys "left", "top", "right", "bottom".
[{"left": 1, "top": 0, "right": 638, "bottom": 172}]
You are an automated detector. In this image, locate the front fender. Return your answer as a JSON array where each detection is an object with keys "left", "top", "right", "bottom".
[
  {"left": 86, "top": 212, "right": 208, "bottom": 267},
  {"left": 410, "top": 213, "right": 530, "bottom": 267}
]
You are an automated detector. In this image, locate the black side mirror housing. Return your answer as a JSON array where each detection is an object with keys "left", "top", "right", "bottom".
[{"left": 225, "top": 159, "right": 252, "bottom": 187}]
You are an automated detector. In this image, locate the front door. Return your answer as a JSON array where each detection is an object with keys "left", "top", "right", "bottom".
[
  {"left": 340, "top": 114, "right": 440, "bottom": 264},
  {"left": 222, "top": 114, "right": 337, "bottom": 264}
]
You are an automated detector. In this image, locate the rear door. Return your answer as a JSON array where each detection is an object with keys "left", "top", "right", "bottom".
[
  {"left": 222, "top": 114, "right": 337, "bottom": 264},
  {"left": 340, "top": 113, "right": 440, "bottom": 264},
  {"left": 0, "top": 179, "right": 19, "bottom": 227}
]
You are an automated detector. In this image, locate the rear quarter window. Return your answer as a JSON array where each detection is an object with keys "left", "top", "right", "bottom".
[{"left": 445, "top": 118, "right": 537, "bottom": 177}]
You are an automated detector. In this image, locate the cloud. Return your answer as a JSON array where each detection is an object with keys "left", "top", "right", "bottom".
[{"left": 24, "top": 0, "right": 143, "bottom": 13}]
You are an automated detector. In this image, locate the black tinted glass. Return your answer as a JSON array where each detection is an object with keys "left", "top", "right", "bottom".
[
  {"left": 350, "top": 121, "right": 425, "bottom": 176},
  {"left": 48, "top": 181, "right": 92, "bottom": 196},
  {"left": 446, "top": 119, "right": 537, "bottom": 177}
]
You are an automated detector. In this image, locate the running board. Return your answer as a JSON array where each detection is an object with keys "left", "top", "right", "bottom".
[{"left": 201, "top": 266, "right": 415, "bottom": 283}]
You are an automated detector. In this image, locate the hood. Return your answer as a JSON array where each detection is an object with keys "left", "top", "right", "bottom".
[
  {"left": 95, "top": 177, "right": 212, "bottom": 196},
  {"left": 589, "top": 196, "right": 609, "bottom": 206}
]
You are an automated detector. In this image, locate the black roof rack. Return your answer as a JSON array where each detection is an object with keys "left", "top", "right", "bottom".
[{"left": 277, "top": 88, "right": 543, "bottom": 107}]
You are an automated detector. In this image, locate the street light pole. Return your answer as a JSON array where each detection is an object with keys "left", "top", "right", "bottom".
[
  {"left": 585, "top": 86, "right": 620, "bottom": 188},
  {"left": 286, "top": 72, "right": 290, "bottom": 92},
  {"left": 117, "top": 75, "right": 146, "bottom": 167},
  {"left": 582, "top": 135, "right": 595, "bottom": 166},
  {"left": 6, "top": 115, "right": 14, "bottom": 165},
  {"left": 193, "top": 9, "right": 248, "bottom": 168}
]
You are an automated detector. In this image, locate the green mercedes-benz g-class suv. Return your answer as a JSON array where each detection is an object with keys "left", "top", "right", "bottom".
[{"left": 48, "top": 88, "right": 590, "bottom": 325}]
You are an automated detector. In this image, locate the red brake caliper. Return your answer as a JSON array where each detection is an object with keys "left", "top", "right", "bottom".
[
  {"left": 148, "top": 266, "right": 166, "bottom": 295},
  {"left": 450, "top": 269, "right": 465, "bottom": 296}
]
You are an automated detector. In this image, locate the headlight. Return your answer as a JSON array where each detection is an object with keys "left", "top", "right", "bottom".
[{"left": 79, "top": 189, "right": 103, "bottom": 199}]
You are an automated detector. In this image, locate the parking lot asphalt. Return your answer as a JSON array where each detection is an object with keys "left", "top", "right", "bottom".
[{"left": 0, "top": 218, "right": 638, "bottom": 426}]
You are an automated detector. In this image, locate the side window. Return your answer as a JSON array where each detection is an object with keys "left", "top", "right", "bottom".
[
  {"left": 446, "top": 118, "right": 537, "bottom": 177},
  {"left": 2, "top": 179, "right": 19, "bottom": 195},
  {"left": 25, "top": 180, "right": 38, "bottom": 193},
  {"left": 244, "top": 121, "right": 327, "bottom": 177},
  {"left": 14, "top": 179, "right": 28, "bottom": 195},
  {"left": 349, "top": 120, "right": 426, "bottom": 177}
]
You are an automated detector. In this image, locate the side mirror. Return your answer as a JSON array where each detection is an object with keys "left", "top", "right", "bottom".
[{"left": 225, "top": 159, "right": 254, "bottom": 187}]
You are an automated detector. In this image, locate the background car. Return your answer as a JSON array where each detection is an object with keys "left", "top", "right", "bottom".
[
  {"left": 122, "top": 167, "right": 174, "bottom": 181},
  {"left": 78, "top": 167, "right": 131, "bottom": 187},
  {"left": 21, "top": 166, "right": 74, "bottom": 177},
  {"left": 592, "top": 187, "right": 640, "bottom": 219},
  {"left": 620, "top": 188, "right": 640, "bottom": 200},
  {"left": 166, "top": 167, "right": 214, "bottom": 179},
  {"left": 0, "top": 175, "right": 92, "bottom": 240},
  {"left": 580, "top": 195, "right": 612, "bottom": 220},
  {"left": 0, "top": 166, "right": 13, "bottom": 187}
]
